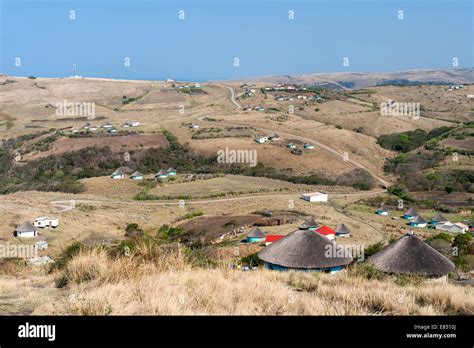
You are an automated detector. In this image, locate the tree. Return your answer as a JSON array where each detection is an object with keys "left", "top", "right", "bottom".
[{"left": 444, "top": 186, "right": 454, "bottom": 194}]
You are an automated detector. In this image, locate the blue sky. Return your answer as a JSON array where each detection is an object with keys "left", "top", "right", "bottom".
[{"left": 0, "top": 0, "right": 472, "bottom": 81}]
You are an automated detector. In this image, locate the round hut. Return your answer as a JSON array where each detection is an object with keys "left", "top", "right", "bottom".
[
  {"left": 247, "top": 227, "right": 266, "bottom": 243},
  {"left": 368, "top": 234, "right": 455, "bottom": 281},
  {"left": 403, "top": 207, "right": 418, "bottom": 220},
  {"left": 335, "top": 223, "right": 351, "bottom": 237},
  {"left": 258, "top": 229, "right": 353, "bottom": 273},
  {"left": 431, "top": 212, "right": 449, "bottom": 225},
  {"left": 299, "top": 217, "right": 319, "bottom": 230},
  {"left": 409, "top": 215, "right": 427, "bottom": 228}
]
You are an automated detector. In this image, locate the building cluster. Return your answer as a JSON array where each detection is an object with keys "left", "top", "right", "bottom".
[
  {"left": 375, "top": 207, "right": 469, "bottom": 234},
  {"left": 446, "top": 84, "right": 464, "bottom": 91},
  {"left": 111, "top": 167, "right": 177, "bottom": 180},
  {"left": 254, "top": 133, "right": 280, "bottom": 144},
  {"left": 72, "top": 121, "right": 140, "bottom": 134},
  {"left": 263, "top": 83, "right": 307, "bottom": 92},
  {"left": 244, "top": 215, "right": 455, "bottom": 281}
]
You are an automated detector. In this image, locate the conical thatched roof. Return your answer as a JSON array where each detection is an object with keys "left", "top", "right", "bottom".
[
  {"left": 258, "top": 229, "right": 352, "bottom": 269},
  {"left": 411, "top": 215, "right": 427, "bottom": 224},
  {"left": 131, "top": 171, "right": 144, "bottom": 177},
  {"left": 404, "top": 207, "right": 418, "bottom": 216},
  {"left": 156, "top": 169, "right": 167, "bottom": 176},
  {"left": 335, "top": 223, "right": 351, "bottom": 235},
  {"left": 16, "top": 222, "right": 37, "bottom": 232},
  {"left": 368, "top": 235, "right": 455, "bottom": 277},
  {"left": 247, "top": 227, "right": 265, "bottom": 238},
  {"left": 112, "top": 168, "right": 124, "bottom": 176},
  {"left": 431, "top": 212, "right": 448, "bottom": 223},
  {"left": 167, "top": 167, "right": 176, "bottom": 172},
  {"left": 299, "top": 217, "right": 319, "bottom": 229}
]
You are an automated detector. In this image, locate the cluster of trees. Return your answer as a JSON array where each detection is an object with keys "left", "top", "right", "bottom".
[
  {"left": 384, "top": 151, "right": 473, "bottom": 193},
  {"left": 427, "top": 233, "right": 473, "bottom": 272},
  {"left": 0, "top": 129, "right": 376, "bottom": 195},
  {"left": 377, "top": 127, "right": 453, "bottom": 153}
]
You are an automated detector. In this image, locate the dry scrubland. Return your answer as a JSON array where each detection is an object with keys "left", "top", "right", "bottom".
[
  {"left": 0, "top": 75, "right": 473, "bottom": 315},
  {"left": 14, "top": 247, "right": 471, "bottom": 315}
]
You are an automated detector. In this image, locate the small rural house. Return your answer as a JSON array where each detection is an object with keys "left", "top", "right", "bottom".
[
  {"left": 335, "top": 223, "right": 351, "bottom": 237},
  {"left": 435, "top": 222, "right": 468, "bottom": 234},
  {"left": 403, "top": 208, "right": 418, "bottom": 220},
  {"left": 167, "top": 167, "right": 177, "bottom": 176},
  {"left": 303, "top": 143, "right": 314, "bottom": 149},
  {"left": 101, "top": 122, "right": 113, "bottom": 129},
  {"left": 190, "top": 123, "right": 199, "bottom": 129},
  {"left": 430, "top": 212, "right": 449, "bottom": 225},
  {"left": 368, "top": 233, "right": 455, "bottom": 282},
  {"left": 27, "top": 255, "right": 53, "bottom": 266},
  {"left": 301, "top": 192, "right": 328, "bottom": 203},
  {"left": 107, "top": 127, "right": 118, "bottom": 134},
  {"left": 287, "top": 143, "right": 296, "bottom": 149},
  {"left": 268, "top": 133, "right": 280, "bottom": 141},
  {"left": 111, "top": 168, "right": 125, "bottom": 179},
  {"left": 155, "top": 170, "right": 168, "bottom": 180},
  {"left": 15, "top": 222, "right": 38, "bottom": 238},
  {"left": 34, "top": 217, "right": 59, "bottom": 229},
  {"left": 299, "top": 217, "right": 319, "bottom": 230},
  {"left": 315, "top": 225, "right": 336, "bottom": 240},
  {"left": 130, "top": 171, "right": 144, "bottom": 180},
  {"left": 408, "top": 215, "right": 427, "bottom": 228},
  {"left": 255, "top": 136, "right": 267, "bottom": 144},
  {"left": 375, "top": 208, "right": 389, "bottom": 216},
  {"left": 246, "top": 227, "right": 266, "bottom": 243},
  {"left": 265, "top": 235, "right": 284, "bottom": 246},
  {"left": 258, "top": 229, "right": 352, "bottom": 273},
  {"left": 35, "top": 240, "right": 48, "bottom": 250}
]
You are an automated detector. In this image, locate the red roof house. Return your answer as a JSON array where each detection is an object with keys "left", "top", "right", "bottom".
[
  {"left": 315, "top": 226, "right": 336, "bottom": 240},
  {"left": 265, "top": 235, "right": 284, "bottom": 245}
]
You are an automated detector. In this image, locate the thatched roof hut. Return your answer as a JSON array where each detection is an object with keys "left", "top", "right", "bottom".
[
  {"left": 258, "top": 229, "right": 352, "bottom": 271},
  {"left": 299, "top": 217, "right": 319, "bottom": 230},
  {"left": 404, "top": 207, "right": 418, "bottom": 217},
  {"left": 335, "top": 223, "right": 351, "bottom": 236},
  {"left": 409, "top": 215, "right": 427, "bottom": 226},
  {"left": 247, "top": 227, "right": 265, "bottom": 239},
  {"left": 368, "top": 234, "right": 455, "bottom": 278},
  {"left": 111, "top": 168, "right": 124, "bottom": 177},
  {"left": 431, "top": 212, "right": 449, "bottom": 223},
  {"left": 16, "top": 222, "right": 37, "bottom": 233}
]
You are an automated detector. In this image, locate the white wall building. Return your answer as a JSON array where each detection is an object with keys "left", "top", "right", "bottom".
[{"left": 301, "top": 192, "right": 328, "bottom": 203}]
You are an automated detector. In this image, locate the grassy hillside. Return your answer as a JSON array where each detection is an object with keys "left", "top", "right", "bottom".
[{"left": 2, "top": 244, "right": 470, "bottom": 315}]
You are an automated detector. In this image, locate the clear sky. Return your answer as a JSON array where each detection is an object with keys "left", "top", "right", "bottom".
[{"left": 0, "top": 0, "right": 472, "bottom": 81}]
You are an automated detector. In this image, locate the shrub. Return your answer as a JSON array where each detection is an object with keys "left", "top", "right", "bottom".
[
  {"left": 364, "top": 242, "right": 384, "bottom": 257},
  {"left": 50, "top": 242, "right": 84, "bottom": 272}
]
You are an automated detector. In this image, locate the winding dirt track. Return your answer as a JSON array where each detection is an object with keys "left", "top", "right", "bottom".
[{"left": 201, "top": 85, "right": 391, "bottom": 188}]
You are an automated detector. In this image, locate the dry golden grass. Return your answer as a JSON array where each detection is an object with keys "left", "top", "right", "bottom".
[{"left": 28, "top": 247, "right": 474, "bottom": 316}]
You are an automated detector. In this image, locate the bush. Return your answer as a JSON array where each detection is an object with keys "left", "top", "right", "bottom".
[
  {"left": 364, "top": 242, "right": 384, "bottom": 257},
  {"left": 181, "top": 210, "right": 203, "bottom": 220},
  {"left": 125, "top": 223, "right": 145, "bottom": 239},
  {"left": 157, "top": 224, "right": 184, "bottom": 242},
  {"left": 50, "top": 242, "right": 84, "bottom": 272}
]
